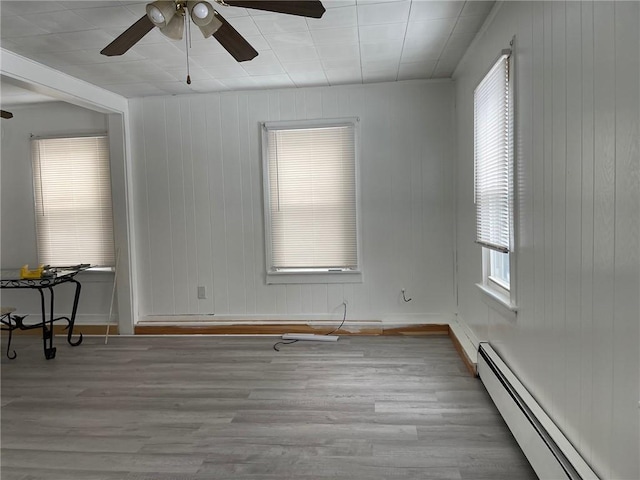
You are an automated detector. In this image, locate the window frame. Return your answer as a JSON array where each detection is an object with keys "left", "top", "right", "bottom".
[
  {"left": 483, "top": 248, "right": 511, "bottom": 299},
  {"left": 31, "top": 133, "right": 115, "bottom": 268},
  {"left": 261, "top": 117, "right": 362, "bottom": 285},
  {"left": 474, "top": 49, "right": 518, "bottom": 312}
]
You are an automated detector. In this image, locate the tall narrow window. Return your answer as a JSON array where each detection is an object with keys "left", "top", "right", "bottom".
[
  {"left": 474, "top": 50, "right": 514, "bottom": 300},
  {"left": 262, "top": 119, "right": 360, "bottom": 282},
  {"left": 32, "top": 135, "right": 115, "bottom": 267}
]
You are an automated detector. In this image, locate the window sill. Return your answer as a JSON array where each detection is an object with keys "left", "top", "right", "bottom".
[
  {"left": 85, "top": 266, "right": 115, "bottom": 273},
  {"left": 476, "top": 283, "right": 518, "bottom": 320},
  {"left": 267, "top": 270, "right": 363, "bottom": 285}
]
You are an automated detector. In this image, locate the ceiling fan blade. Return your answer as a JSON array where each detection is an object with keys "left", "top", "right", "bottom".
[
  {"left": 223, "top": 0, "right": 325, "bottom": 18},
  {"left": 101, "top": 15, "right": 155, "bottom": 56},
  {"left": 1, "top": 110, "right": 14, "bottom": 119},
  {"left": 213, "top": 13, "right": 258, "bottom": 62}
]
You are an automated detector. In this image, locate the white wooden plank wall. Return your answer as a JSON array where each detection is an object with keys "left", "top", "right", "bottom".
[
  {"left": 453, "top": 2, "right": 639, "bottom": 479},
  {"left": 129, "top": 81, "right": 455, "bottom": 321}
]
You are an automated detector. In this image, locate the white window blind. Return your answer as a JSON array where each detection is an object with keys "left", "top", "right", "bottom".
[
  {"left": 264, "top": 123, "right": 357, "bottom": 271},
  {"left": 474, "top": 52, "right": 513, "bottom": 253},
  {"left": 31, "top": 135, "right": 115, "bottom": 267}
]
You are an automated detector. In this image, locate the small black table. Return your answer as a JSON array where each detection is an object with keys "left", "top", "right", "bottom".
[{"left": 1, "top": 265, "right": 87, "bottom": 359}]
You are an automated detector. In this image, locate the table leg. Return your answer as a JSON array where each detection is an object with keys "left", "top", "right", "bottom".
[
  {"left": 46, "top": 287, "right": 57, "bottom": 359},
  {"left": 1, "top": 314, "right": 17, "bottom": 359},
  {"left": 38, "top": 288, "right": 56, "bottom": 360},
  {"left": 66, "top": 280, "right": 83, "bottom": 347}
]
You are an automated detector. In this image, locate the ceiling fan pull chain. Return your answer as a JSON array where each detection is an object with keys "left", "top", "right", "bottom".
[
  {"left": 187, "top": 7, "right": 193, "bottom": 49},
  {"left": 185, "top": 14, "right": 191, "bottom": 85}
]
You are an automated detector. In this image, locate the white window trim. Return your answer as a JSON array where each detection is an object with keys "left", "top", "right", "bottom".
[
  {"left": 477, "top": 282, "right": 518, "bottom": 319},
  {"left": 261, "top": 117, "right": 362, "bottom": 285},
  {"left": 484, "top": 249, "right": 510, "bottom": 296},
  {"left": 478, "top": 249, "right": 517, "bottom": 315},
  {"left": 267, "top": 270, "right": 363, "bottom": 285},
  {"left": 85, "top": 266, "right": 116, "bottom": 273},
  {"left": 475, "top": 46, "right": 518, "bottom": 312}
]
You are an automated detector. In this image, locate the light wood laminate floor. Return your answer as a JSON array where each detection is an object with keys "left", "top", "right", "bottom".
[{"left": 1, "top": 335, "right": 537, "bottom": 480}]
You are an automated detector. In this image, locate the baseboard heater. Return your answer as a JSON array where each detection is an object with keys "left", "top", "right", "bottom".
[{"left": 478, "top": 343, "right": 599, "bottom": 480}]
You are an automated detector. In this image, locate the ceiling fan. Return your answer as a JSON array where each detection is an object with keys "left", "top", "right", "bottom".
[
  {"left": 1, "top": 110, "right": 13, "bottom": 119},
  {"left": 101, "top": 0, "right": 326, "bottom": 63}
]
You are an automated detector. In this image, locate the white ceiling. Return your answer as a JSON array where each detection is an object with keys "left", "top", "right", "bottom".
[
  {"left": 0, "top": 78, "right": 60, "bottom": 106},
  {"left": 0, "top": 0, "right": 493, "bottom": 100}
]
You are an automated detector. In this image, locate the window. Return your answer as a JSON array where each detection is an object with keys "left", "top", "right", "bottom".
[
  {"left": 262, "top": 119, "right": 360, "bottom": 283},
  {"left": 31, "top": 135, "right": 115, "bottom": 267},
  {"left": 474, "top": 50, "right": 515, "bottom": 307}
]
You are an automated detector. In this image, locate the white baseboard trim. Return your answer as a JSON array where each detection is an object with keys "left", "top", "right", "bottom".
[
  {"left": 138, "top": 319, "right": 384, "bottom": 333},
  {"left": 448, "top": 316, "right": 479, "bottom": 365},
  {"left": 380, "top": 313, "right": 453, "bottom": 325},
  {"left": 139, "top": 313, "right": 452, "bottom": 327},
  {"left": 478, "top": 343, "right": 599, "bottom": 480}
]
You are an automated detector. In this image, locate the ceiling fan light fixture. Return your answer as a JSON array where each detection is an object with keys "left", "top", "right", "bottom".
[
  {"left": 196, "top": 14, "right": 222, "bottom": 38},
  {"left": 187, "top": 1, "right": 220, "bottom": 38},
  {"left": 159, "top": 13, "right": 185, "bottom": 40},
  {"left": 192, "top": 2, "right": 210, "bottom": 20},
  {"left": 146, "top": 1, "right": 176, "bottom": 27},
  {"left": 103, "top": 0, "right": 326, "bottom": 61},
  {"left": 189, "top": 1, "right": 214, "bottom": 26}
]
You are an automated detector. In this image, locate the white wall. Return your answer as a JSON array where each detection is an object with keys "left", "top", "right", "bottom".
[
  {"left": 453, "top": 2, "right": 639, "bottom": 479},
  {"left": 129, "top": 80, "right": 455, "bottom": 322},
  {"left": 0, "top": 102, "right": 117, "bottom": 324}
]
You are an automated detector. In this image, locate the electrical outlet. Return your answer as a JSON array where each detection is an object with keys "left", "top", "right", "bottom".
[{"left": 197, "top": 286, "right": 206, "bottom": 299}]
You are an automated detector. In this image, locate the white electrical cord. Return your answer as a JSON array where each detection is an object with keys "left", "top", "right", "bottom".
[{"left": 273, "top": 302, "right": 347, "bottom": 351}]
